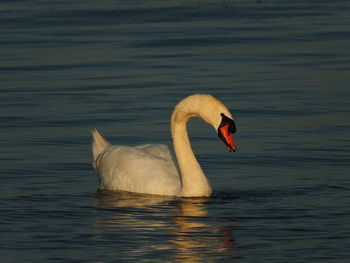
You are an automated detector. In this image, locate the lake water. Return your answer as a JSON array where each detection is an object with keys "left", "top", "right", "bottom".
[{"left": 1, "top": 0, "right": 350, "bottom": 262}]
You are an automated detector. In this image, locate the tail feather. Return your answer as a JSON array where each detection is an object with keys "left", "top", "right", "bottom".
[{"left": 91, "top": 129, "right": 111, "bottom": 168}]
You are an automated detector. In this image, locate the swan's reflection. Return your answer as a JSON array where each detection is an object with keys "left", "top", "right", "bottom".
[
  {"left": 171, "top": 198, "right": 210, "bottom": 262},
  {"left": 94, "top": 190, "right": 177, "bottom": 207},
  {"left": 93, "top": 191, "right": 237, "bottom": 261},
  {"left": 171, "top": 198, "right": 237, "bottom": 261}
]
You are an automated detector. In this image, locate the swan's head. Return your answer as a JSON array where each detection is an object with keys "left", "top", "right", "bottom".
[
  {"left": 194, "top": 95, "right": 237, "bottom": 152},
  {"left": 172, "top": 94, "right": 237, "bottom": 152}
]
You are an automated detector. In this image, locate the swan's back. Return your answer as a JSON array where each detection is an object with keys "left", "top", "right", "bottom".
[{"left": 92, "top": 131, "right": 181, "bottom": 196}]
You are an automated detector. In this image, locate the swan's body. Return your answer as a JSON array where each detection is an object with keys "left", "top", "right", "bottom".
[{"left": 92, "top": 94, "right": 236, "bottom": 197}]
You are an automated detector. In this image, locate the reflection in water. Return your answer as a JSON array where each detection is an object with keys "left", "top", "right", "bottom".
[
  {"left": 172, "top": 198, "right": 209, "bottom": 262},
  {"left": 172, "top": 199, "right": 237, "bottom": 261},
  {"left": 93, "top": 191, "right": 237, "bottom": 261},
  {"left": 94, "top": 190, "right": 177, "bottom": 207}
]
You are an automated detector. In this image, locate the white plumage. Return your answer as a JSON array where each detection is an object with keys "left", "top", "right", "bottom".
[{"left": 92, "top": 94, "right": 236, "bottom": 197}]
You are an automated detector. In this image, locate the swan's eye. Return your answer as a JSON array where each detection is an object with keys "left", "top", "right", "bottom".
[
  {"left": 229, "top": 122, "right": 236, "bottom": 133},
  {"left": 220, "top": 113, "right": 236, "bottom": 133}
]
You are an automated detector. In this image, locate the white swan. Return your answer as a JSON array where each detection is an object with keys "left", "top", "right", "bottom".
[{"left": 91, "top": 94, "right": 236, "bottom": 197}]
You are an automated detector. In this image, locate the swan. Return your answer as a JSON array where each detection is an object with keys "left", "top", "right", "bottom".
[{"left": 91, "top": 94, "right": 237, "bottom": 197}]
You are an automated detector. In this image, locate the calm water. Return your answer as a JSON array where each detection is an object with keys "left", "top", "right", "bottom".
[{"left": 1, "top": 0, "right": 350, "bottom": 262}]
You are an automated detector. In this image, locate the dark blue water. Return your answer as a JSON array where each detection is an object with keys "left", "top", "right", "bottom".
[{"left": 1, "top": 0, "right": 350, "bottom": 262}]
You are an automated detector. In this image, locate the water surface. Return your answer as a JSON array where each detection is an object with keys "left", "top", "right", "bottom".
[{"left": 1, "top": 0, "right": 350, "bottom": 262}]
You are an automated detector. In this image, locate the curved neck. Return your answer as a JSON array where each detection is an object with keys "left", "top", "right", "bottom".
[{"left": 171, "top": 104, "right": 212, "bottom": 197}]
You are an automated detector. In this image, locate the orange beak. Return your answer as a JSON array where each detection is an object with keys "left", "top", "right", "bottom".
[{"left": 219, "top": 124, "right": 236, "bottom": 152}]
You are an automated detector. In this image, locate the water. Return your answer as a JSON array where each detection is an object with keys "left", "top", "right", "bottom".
[{"left": 1, "top": 0, "right": 350, "bottom": 262}]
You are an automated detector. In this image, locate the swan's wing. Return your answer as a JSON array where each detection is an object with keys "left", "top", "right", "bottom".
[
  {"left": 135, "top": 144, "right": 174, "bottom": 161},
  {"left": 95, "top": 145, "right": 181, "bottom": 196}
]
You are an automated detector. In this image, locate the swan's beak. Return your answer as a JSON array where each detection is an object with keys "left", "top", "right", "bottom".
[
  {"left": 218, "top": 124, "right": 236, "bottom": 152},
  {"left": 218, "top": 113, "right": 236, "bottom": 152}
]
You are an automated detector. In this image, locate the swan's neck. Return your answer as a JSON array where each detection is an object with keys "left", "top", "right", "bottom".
[{"left": 171, "top": 104, "right": 212, "bottom": 197}]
